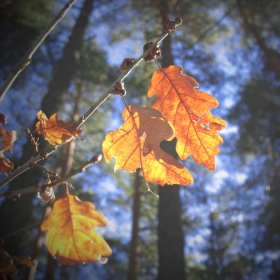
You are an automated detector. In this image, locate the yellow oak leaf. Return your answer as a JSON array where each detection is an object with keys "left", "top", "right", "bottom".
[{"left": 40, "top": 194, "right": 112, "bottom": 265}]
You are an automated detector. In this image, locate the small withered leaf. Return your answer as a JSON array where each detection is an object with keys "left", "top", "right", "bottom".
[
  {"left": 35, "top": 110, "right": 82, "bottom": 146},
  {"left": 0, "top": 125, "right": 18, "bottom": 152},
  {"left": 0, "top": 151, "right": 14, "bottom": 173},
  {"left": 0, "top": 248, "right": 18, "bottom": 278}
]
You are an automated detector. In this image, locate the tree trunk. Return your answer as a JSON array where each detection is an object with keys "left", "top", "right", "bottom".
[
  {"left": 127, "top": 169, "right": 142, "bottom": 280},
  {"left": 157, "top": 1, "right": 186, "bottom": 280},
  {"left": 0, "top": 0, "right": 94, "bottom": 264}
]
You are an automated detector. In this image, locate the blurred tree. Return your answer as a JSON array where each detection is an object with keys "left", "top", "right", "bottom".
[{"left": 227, "top": 0, "right": 280, "bottom": 278}]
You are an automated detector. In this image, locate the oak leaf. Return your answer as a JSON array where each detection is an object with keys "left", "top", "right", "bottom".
[
  {"left": 40, "top": 194, "right": 112, "bottom": 265},
  {"left": 148, "top": 65, "right": 226, "bottom": 170},
  {"left": 102, "top": 106, "right": 193, "bottom": 186},
  {"left": 35, "top": 110, "right": 82, "bottom": 146}
]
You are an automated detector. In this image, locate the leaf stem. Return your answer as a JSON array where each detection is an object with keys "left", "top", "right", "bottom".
[{"left": 0, "top": 0, "right": 77, "bottom": 103}]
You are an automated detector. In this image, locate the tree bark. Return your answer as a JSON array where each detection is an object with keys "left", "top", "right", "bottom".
[
  {"left": 127, "top": 169, "right": 142, "bottom": 280},
  {"left": 0, "top": 0, "right": 94, "bottom": 264},
  {"left": 157, "top": 1, "right": 186, "bottom": 280}
]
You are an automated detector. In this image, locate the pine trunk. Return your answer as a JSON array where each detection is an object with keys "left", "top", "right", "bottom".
[
  {"left": 127, "top": 169, "right": 142, "bottom": 280},
  {"left": 157, "top": 1, "right": 186, "bottom": 279}
]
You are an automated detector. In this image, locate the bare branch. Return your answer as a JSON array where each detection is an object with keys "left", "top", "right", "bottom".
[
  {"left": 0, "top": 20, "right": 180, "bottom": 190},
  {"left": 0, "top": 154, "right": 102, "bottom": 198},
  {"left": 0, "top": 0, "right": 77, "bottom": 103},
  {"left": 78, "top": 31, "right": 170, "bottom": 127},
  {"left": 0, "top": 146, "right": 56, "bottom": 189}
]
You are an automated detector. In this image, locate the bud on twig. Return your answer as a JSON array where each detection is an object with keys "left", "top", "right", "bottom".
[
  {"left": 112, "top": 81, "right": 126, "bottom": 96},
  {"left": 163, "top": 17, "right": 182, "bottom": 34},
  {"left": 120, "top": 58, "right": 135, "bottom": 71},
  {"left": 143, "top": 42, "right": 161, "bottom": 62},
  {"left": 91, "top": 154, "right": 102, "bottom": 164}
]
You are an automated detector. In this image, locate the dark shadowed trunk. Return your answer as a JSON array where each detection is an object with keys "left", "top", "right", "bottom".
[
  {"left": 0, "top": 0, "right": 94, "bottom": 263},
  {"left": 157, "top": 1, "right": 186, "bottom": 280},
  {"left": 127, "top": 169, "right": 142, "bottom": 280}
]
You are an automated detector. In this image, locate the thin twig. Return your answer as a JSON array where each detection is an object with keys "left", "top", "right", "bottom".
[
  {"left": 0, "top": 0, "right": 77, "bottom": 103},
  {"left": 0, "top": 154, "right": 101, "bottom": 198},
  {"left": 0, "top": 146, "right": 56, "bottom": 189},
  {"left": 30, "top": 162, "right": 61, "bottom": 180},
  {"left": 78, "top": 32, "right": 170, "bottom": 127}
]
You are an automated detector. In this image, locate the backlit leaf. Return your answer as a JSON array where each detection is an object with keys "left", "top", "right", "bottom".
[
  {"left": 148, "top": 65, "right": 226, "bottom": 170},
  {"left": 35, "top": 110, "right": 82, "bottom": 146},
  {"left": 40, "top": 194, "right": 112, "bottom": 265},
  {"left": 102, "top": 106, "right": 193, "bottom": 186}
]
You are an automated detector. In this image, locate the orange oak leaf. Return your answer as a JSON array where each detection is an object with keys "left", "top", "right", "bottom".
[
  {"left": 35, "top": 110, "right": 82, "bottom": 146},
  {"left": 102, "top": 106, "right": 193, "bottom": 186},
  {"left": 40, "top": 194, "right": 112, "bottom": 265},
  {"left": 0, "top": 152, "right": 14, "bottom": 174},
  {"left": 148, "top": 65, "right": 226, "bottom": 170},
  {"left": 0, "top": 125, "right": 18, "bottom": 152}
]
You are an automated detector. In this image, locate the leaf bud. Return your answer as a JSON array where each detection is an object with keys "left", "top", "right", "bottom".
[
  {"left": 120, "top": 58, "right": 135, "bottom": 70},
  {"left": 91, "top": 154, "right": 102, "bottom": 163},
  {"left": 175, "top": 17, "right": 182, "bottom": 25},
  {"left": 143, "top": 42, "right": 161, "bottom": 62},
  {"left": 112, "top": 81, "right": 126, "bottom": 96}
]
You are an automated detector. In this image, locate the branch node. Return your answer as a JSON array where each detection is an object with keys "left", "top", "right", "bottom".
[
  {"left": 120, "top": 58, "right": 135, "bottom": 70},
  {"left": 91, "top": 154, "right": 102, "bottom": 163},
  {"left": 143, "top": 42, "right": 161, "bottom": 62},
  {"left": 163, "top": 17, "right": 182, "bottom": 34},
  {"left": 112, "top": 81, "right": 126, "bottom": 96}
]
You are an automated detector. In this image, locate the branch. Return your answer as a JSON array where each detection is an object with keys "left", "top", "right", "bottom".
[
  {"left": 0, "top": 19, "right": 180, "bottom": 189},
  {"left": 78, "top": 32, "right": 170, "bottom": 127},
  {"left": 0, "top": 0, "right": 77, "bottom": 103},
  {"left": 0, "top": 155, "right": 102, "bottom": 198},
  {"left": 0, "top": 146, "right": 56, "bottom": 189}
]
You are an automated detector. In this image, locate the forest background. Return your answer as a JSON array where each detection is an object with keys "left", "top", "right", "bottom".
[{"left": 0, "top": 0, "right": 279, "bottom": 279}]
